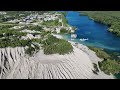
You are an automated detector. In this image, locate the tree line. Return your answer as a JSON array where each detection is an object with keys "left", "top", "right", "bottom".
[{"left": 80, "top": 11, "right": 120, "bottom": 37}]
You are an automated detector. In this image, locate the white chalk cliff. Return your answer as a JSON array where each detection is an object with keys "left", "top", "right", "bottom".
[{"left": 0, "top": 45, "right": 114, "bottom": 79}]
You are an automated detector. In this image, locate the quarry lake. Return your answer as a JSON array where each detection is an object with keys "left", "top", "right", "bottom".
[{"left": 63, "top": 11, "right": 120, "bottom": 54}]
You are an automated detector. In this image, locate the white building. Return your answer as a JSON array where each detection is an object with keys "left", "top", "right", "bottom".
[
  {"left": 19, "top": 22, "right": 26, "bottom": 25},
  {"left": 0, "top": 12, "right": 6, "bottom": 15}
]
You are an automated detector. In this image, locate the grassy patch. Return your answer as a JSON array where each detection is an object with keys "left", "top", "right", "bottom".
[
  {"left": 60, "top": 28, "right": 69, "bottom": 34},
  {"left": 98, "top": 59, "right": 120, "bottom": 75},
  {"left": 42, "top": 20, "right": 61, "bottom": 26},
  {"left": 43, "top": 35, "right": 73, "bottom": 55},
  {"left": 88, "top": 46, "right": 120, "bottom": 75},
  {"left": 88, "top": 47, "right": 111, "bottom": 59}
]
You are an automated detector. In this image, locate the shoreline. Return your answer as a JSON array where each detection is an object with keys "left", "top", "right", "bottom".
[
  {"left": 0, "top": 11, "right": 116, "bottom": 79},
  {"left": 0, "top": 34, "right": 115, "bottom": 79},
  {"left": 53, "top": 34, "right": 115, "bottom": 79},
  {"left": 79, "top": 11, "right": 120, "bottom": 37}
]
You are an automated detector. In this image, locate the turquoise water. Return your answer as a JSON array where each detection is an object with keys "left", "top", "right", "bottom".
[
  {"left": 63, "top": 11, "right": 120, "bottom": 79},
  {"left": 64, "top": 11, "right": 120, "bottom": 52}
]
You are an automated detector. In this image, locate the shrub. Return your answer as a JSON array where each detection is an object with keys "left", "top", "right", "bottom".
[
  {"left": 92, "top": 63, "right": 99, "bottom": 75},
  {"left": 60, "top": 28, "right": 68, "bottom": 34},
  {"left": 43, "top": 35, "right": 73, "bottom": 55},
  {"left": 42, "top": 20, "right": 61, "bottom": 26},
  {"left": 88, "top": 47, "right": 111, "bottom": 59},
  {"left": 27, "top": 25, "right": 42, "bottom": 31},
  {"left": 98, "top": 59, "right": 120, "bottom": 75}
]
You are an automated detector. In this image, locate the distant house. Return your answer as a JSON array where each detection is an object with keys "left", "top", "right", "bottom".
[
  {"left": 19, "top": 22, "right": 26, "bottom": 25},
  {"left": 8, "top": 19, "right": 20, "bottom": 23},
  {"left": 0, "top": 12, "right": 6, "bottom": 15}
]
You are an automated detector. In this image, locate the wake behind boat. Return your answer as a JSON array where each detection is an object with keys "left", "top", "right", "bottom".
[{"left": 80, "top": 38, "right": 89, "bottom": 41}]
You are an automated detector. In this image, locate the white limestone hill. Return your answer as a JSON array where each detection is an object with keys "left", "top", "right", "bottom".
[{"left": 0, "top": 45, "right": 114, "bottom": 79}]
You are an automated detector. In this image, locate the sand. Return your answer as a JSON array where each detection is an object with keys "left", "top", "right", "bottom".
[{"left": 0, "top": 34, "right": 115, "bottom": 79}]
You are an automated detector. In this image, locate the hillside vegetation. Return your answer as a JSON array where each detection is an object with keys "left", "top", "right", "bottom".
[
  {"left": 89, "top": 46, "right": 120, "bottom": 75},
  {"left": 0, "top": 11, "right": 74, "bottom": 56},
  {"left": 42, "top": 35, "right": 73, "bottom": 55}
]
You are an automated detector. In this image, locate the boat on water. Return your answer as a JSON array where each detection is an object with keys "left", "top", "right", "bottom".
[{"left": 80, "top": 38, "right": 88, "bottom": 41}]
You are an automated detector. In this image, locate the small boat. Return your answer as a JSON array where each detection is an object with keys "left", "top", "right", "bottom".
[{"left": 80, "top": 38, "right": 88, "bottom": 41}]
